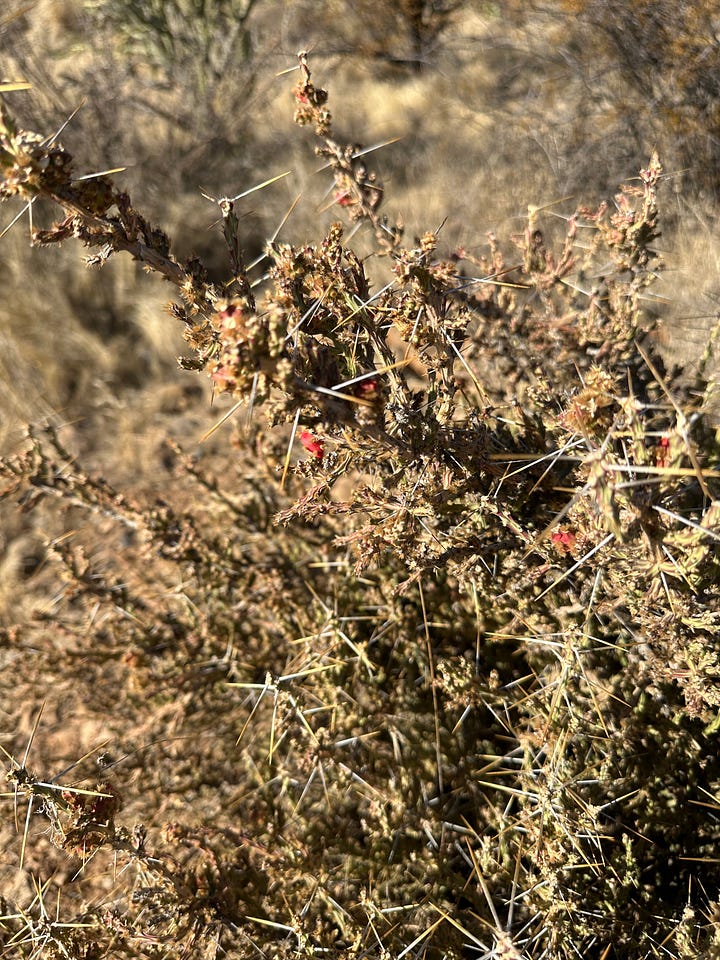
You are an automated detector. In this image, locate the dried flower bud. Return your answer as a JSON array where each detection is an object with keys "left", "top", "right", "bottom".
[
  {"left": 299, "top": 431, "right": 324, "bottom": 460},
  {"left": 551, "top": 529, "right": 577, "bottom": 554}
]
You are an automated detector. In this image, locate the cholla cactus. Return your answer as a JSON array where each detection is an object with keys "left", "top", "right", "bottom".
[{"left": 0, "top": 54, "right": 719, "bottom": 960}]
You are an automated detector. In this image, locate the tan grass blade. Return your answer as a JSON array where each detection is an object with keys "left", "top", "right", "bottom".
[
  {"left": 0, "top": 81, "right": 32, "bottom": 93},
  {"left": 396, "top": 916, "right": 444, "bottom": 959},
  {"left": 198, "top": 398, "right": 244, "bottom": 443},
  {"left": 316, "top": 137, "right": 403, "bottom": 172},
  {"left": 281, "top": 409, "right": 302, "bottom": 489},
  {"left": 228, "top": 170, "right": 291, "bottom": 203},
  {"left": 19, "top": 795, "right": 33, "bottom": 870},
  {"left": 0, "top": 198, "right": 34, "bottom": 241},
  {"left": 73, "top": 167, "right": 127, "bottom": 181},
  {"left": 21, "top": 703, "right": 44, "bottom": 768},
  {"left": 42, "top": 99, "right": 86, "bottom": 147},
  {"left": 330, "top": 358, "right": 414, "bottom": 392}
]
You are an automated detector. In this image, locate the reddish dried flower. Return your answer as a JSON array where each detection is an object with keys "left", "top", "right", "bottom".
[
  {"left": 217, "top": 303, "right": 247, "bottom": 333},
  {"left": 552, "top": 529, "right": 577, "bottom": 553},
  {"left": 356, "top": 378, "right": 379, "bottom": 399},
  {"left": 655, "top": 436, "right": 671, "bottom": 468},
  {"left": 210, "top": 363, "right": 237, "bottom": 390},
  {"left": 218, "top": 304, "right": 239, "bottom": 321},
  {"left": 334, "top": 189, "right": 355, "bottom": 208},
  {"left": 299, "top": 431, "right": 324, "bottom": 460}
]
